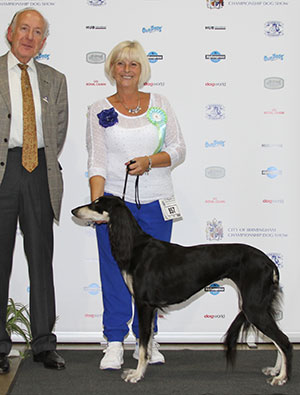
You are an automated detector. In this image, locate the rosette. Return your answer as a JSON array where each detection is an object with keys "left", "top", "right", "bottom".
[
  {"left": 146, "top": 107, "right": 167, "bottom": 154},
  {"left": 97, "top": 108, "right": 119, "bottom": 128}
]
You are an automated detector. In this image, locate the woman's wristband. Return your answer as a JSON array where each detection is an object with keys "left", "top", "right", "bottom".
[{"left": 146, "top": 156, "right": 152, "bottom": 173}]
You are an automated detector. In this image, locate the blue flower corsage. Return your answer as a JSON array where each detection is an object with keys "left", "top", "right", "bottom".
[
  {"left": 147, "top": 107, "right": 167, "bottom": 154},
  {"left": 97, "top": 108, "right": 118, "bottom": 128}
]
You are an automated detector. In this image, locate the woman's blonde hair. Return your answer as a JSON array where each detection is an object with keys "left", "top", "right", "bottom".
[{"left": 105, "top": 40, "right": 151, "bottom": 88}]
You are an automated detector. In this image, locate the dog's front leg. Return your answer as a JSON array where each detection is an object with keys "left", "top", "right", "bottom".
[
  {"left": 122, "top": 343, "right": 149, "bottom": 383},
  {"left": 121, "top": 303, "right": 155, "bottom": 383}
]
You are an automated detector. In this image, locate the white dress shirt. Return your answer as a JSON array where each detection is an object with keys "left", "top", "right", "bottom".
[{"left": 7, "top": 51, "right": 44, "bottom": 149}]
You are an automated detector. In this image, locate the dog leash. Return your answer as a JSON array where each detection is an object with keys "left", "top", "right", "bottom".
[{"left": 122, "top": 160, "right": 141, "bottom": 209}]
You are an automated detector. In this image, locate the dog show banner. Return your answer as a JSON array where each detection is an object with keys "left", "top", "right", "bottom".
[{"left": 0, "top": 0, "right": 299, "bottom": 345}]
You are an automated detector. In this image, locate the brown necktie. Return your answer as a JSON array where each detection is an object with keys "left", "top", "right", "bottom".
[{"left": 18, "top": 64, "right": 38, "bottom": 172}]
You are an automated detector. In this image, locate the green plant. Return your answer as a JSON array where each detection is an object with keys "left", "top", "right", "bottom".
[{"left": 6, "top": 298, "right": 32, "bottom": 354}]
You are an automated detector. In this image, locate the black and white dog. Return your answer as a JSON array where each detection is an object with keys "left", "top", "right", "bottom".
[{"left": 72, "top": 195, "right": 292, "bottom": 385}]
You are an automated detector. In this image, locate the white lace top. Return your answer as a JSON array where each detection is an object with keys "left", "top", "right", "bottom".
[{"left": 86, "top": 93, "right": 186, "bottom": 204}]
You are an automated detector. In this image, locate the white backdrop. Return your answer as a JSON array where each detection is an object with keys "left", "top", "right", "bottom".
[{"left": 0, "top": 0, "right": 299, "bottom": 344}]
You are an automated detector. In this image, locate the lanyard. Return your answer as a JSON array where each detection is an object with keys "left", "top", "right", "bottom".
[{"left": 122, "top": 161, "right": 141, "bottom": 209}]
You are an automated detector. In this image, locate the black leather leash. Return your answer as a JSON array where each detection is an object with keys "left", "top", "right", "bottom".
[{"left": 122, "top": 160, "right": 141, "bottom": 209}]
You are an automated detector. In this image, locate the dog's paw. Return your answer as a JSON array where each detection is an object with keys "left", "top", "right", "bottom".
[
  {"left": 267, "top": 375, "right": 288, "bottom": 386},
  {"left": 121, "top": 368, "right": 143, "bottom": 383},
  {"left": 262, "top": 366, "right": 280, "bottom": 377}
]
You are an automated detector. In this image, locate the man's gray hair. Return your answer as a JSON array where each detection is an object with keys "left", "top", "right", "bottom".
[{"left": 9, "top": 7, "right": 49, "bottom": 38}]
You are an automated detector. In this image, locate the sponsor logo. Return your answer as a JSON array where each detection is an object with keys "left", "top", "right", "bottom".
[
  {"left": 86, "top": 25, "right": 107, "bottom": 30},
  {"left": 207, "top": 0, "right": 224, "bottom": 8},
  {"left": 86, "top": 51, "right": 106, "bottom": 64},
  {"left": 206, "top": 104, "right": 225, "bottom": 120},
  {"left": 227, "top": 227, "right": 288, "bottom": 238},
  {"left": 261, "top": 166, "right": 282, "bottom": 178},
  {"left": 86, "top": 80, "right": 107, "bottom": 87},
  {"left": 83, "top": 283, "right": 101, "bottom": 295},
  {"left": 261, "top": 143, "right": 283, "bottom": 148},
  {"left": 204, "top": 314, "right": 225, "bottom": 319},
  {"left": 205, "top": 139, "right": 225, "bottom": 148},
  {"left": 268, "top": 252, "right": 284, "bottom": 268},
  {"left": 0, "top": 1, "right": 56, "bottom": 5},
  {"left": 205, "top": 197, "right": 226, "bottom": 204},
  {"left": 85, "top": 313, "right": 102, "bottom": 319},
  {"left": 142, "top": 25, "right": 162, "bottom": 33},
  {"left": 205, "top": 166, "right": 226, "bottom": 179},
  {"left": 35, "top": 53, "right": 50, "bottom": 61},
  {"left": 229, "top": 1, "right": 288, "bottom": 6},
  {"left": 264, "top": 53, "right": 284, "bottom": 61},
  {"left": 147, "top": 51, "right": 163, "bottom": 63},
  {"left": 205, "top": 81, "right": 226, "bottom": 87},
  {"left": 263, "top": 199, "right": 284, "bottom": 204},
  {"left": 265, "top": 21, "right": 284, "bottom": 36},
  {"left": 264, "top": 108, "right": 285, "bottom": 115},
  {"left": 205, "top": 283, "right": 225, "bottom": 295},
  {"left": 206, "top": 219, "right": 223, "bottom": 241},
  {"left": 87, "top": 0, "right": 106, "bottom": 5},
  {"left": 205, "top": 25, "right": 226, "bottom": 30},
  {"left": 144, "top": 81, "right": 165, "bottom": 87},
  {"left": 205, "top": 51, "right": 226, "bottom": 63},
  {"left": 264, "top": 77, "right": 284, "bottom": 89}
]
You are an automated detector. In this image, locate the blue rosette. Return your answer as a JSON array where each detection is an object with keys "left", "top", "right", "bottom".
[
  {"left": 97, "top": 108, "right": 118, "bottom": 128},
  {"left": 146, "top": 107, "right": 167, "bottom": 154}
]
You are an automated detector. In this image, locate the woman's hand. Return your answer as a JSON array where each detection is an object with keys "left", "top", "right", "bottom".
[
  {"left": 125, "top": 156, "right": 150, "bottom": 176},
  {"left": 125, "top": 152, "right": 171, "bottom": 175}
]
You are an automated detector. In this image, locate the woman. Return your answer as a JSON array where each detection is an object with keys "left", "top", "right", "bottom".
[{"left": 87, "top": 40, "right": 186, "bottom": 370}]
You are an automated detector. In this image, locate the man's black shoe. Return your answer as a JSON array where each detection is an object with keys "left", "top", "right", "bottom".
[
  {"left": 33, "top": 350, "right": 65, "bottom": 370},
  {"left": 0, "top": 353, "right": 10, "bottom": 374}
]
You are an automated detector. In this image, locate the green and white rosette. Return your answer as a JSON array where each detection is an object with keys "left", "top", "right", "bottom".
[{"left": 146, "top": 107, "right": 167, "bottom": 154}]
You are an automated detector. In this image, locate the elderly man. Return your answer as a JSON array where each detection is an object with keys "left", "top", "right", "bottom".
[{"left": 0, "top": 8, "right": 68, "bottom": 372}]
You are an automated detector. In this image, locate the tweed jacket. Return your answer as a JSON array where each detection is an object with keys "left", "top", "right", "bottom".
[{"left": 0, "top": 53, "right": 68, "bottom": 221}]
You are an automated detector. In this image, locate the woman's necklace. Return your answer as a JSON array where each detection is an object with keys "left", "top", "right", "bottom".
[{"left": 118, "top": 93, "right": 141, "bottom": 114}]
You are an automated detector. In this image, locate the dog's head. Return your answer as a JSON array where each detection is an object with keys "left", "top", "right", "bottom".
[
  {"left": 71, "top": 195, "right": 124, "bottom": 223},
  {"left": 72, "top": 195, "right": 137, "bottom": 265}
]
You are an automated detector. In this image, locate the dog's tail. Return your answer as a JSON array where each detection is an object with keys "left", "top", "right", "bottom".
[{"left": 224, "top": 311, "right": 250, "bottom": 368}]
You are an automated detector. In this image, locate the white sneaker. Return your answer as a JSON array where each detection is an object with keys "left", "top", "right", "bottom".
[
  {"left": 133, "top": 340, "right": 165, "bottom": 364},
  {"left": 100, "top": 341, "right": 124, "bottom": 370}
]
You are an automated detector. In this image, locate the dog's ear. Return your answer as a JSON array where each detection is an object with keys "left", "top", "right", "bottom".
[{"left": 108, "top": 204, "right": 134, "bottom": 265}]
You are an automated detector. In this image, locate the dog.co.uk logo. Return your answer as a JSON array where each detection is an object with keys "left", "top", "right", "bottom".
[{"left": 207, "top": 0, "right": 224, "bottom": 9}]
